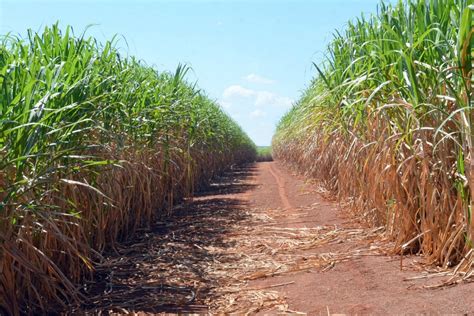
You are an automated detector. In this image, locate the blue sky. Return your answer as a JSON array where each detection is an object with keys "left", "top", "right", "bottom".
[{"left": 0, "top": 0, "right": 388, "bottom": 146}]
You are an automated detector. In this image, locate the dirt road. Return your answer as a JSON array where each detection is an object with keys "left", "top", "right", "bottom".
[{"left": 81, "top": 162, "right": 474, "bottom": 314}]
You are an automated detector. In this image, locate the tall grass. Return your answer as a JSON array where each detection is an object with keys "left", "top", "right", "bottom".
[
  {"left": 0, "top": 24, "right": 256, "bottom": 314},
  {"left": 274, "top": 0, "right": 473, "bottom": 269},
  {"left": 256, "top": 146, "right": 273, "bottom": 162}
]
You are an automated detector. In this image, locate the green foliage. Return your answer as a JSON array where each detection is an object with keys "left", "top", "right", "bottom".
[
  {"left": 274, "top": 0, "right": 473, "bottom": 266},
  {"left": 0, "top": 23, "right": 255, "bottom": 209},
  {"left": 0, "top": 24, "right": 256, "bottom": 313},
  {"left": 256, "top": 146, "right": 273, "bottom": 162}
]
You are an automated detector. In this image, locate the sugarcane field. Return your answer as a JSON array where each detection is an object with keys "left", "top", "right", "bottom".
[{"left": 1, "top": 0, "right": 474, "bottom": 314}]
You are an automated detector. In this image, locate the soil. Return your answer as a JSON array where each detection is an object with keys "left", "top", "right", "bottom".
[{"left": 79, "top": 161, "right": 474, "bottom": 315}]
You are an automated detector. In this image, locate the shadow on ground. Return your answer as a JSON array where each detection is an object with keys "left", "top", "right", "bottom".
[
  {"left": 76, "top": 164, "right": 258, "bottom": 314},
  {"left": 194, "top": 165, "right": 258, "bottom": 197}
]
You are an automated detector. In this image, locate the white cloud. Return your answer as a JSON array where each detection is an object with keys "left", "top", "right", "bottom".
[
  {"left": 220, "top": 84, "right": 294, "bottom": 146},
  {"left": 222, "top": 85, "right": 293, "bottom": 109},
  {"left": 250, "top": 109, "right": 266, "bottom": 119},
  {"left": 254, "top": 91, "right": 293, "bottom": 108},
  {"left": 244, "top": 73, "right": 275, "bottom": 85},
  {"left": 222, "top": 85, "right": 256, "bottom": 98}
]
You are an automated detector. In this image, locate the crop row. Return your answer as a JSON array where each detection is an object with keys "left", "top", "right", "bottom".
[
  {"left": 0, "top": 24, "right": 256, "bottom": 314},
  {"left": 274, "top": 0, "right": 473, "bottom": 273}
]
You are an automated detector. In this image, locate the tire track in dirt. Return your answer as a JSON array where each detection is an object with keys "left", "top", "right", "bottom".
[
  {"left": 249, "top": 162, "right": 474, "bottom": 315},
  {"left": 79, "top": 161, "right": 474, "bottom": 315},
  {"left": 267, "top": 162, "right": 292, "bottom": 210}
]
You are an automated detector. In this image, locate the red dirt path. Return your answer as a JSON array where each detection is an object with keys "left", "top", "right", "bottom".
[
  {"left": 81, "top": 161, "right": 474, "bottom": 314},
  {"left": 248, "top": 162, "right": 474, "bottom": 314}
]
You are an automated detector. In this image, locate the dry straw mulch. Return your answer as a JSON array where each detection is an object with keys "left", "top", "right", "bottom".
[{"left": 76, "top": 193, "right": 387, "bottom": 315}]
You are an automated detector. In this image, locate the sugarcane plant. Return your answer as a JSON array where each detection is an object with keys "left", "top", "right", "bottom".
[
  {"left": 274, "top": 0, "right": 474, "bottom": 271},
  {"left": 0, "top": 24, "right": 256, "bottom": 314}
]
